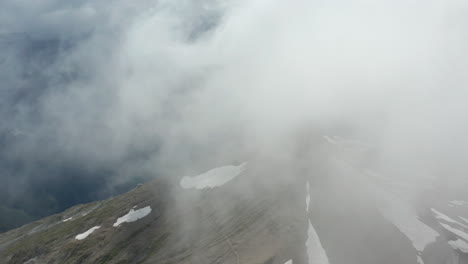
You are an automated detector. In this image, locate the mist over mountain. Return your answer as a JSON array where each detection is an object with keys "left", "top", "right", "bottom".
[{"left": 1, "top": 0, "right": 468, "bottom": 263}]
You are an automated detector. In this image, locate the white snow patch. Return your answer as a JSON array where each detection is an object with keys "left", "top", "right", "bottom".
[
  {"left": 284, "top": 260, "right": 293, "bottom": 264},
  {"left": 439, "top": 223, "right": 468, "bottom": 242},
  {"left": 384, "top": 212, "right": 438, "bottom": 252},
  {"left": 365, "top": 170, "right": 439, "bottom": 252},
  {"left": 306, "top": 219, "right": 329, "bottom": 264},
  {"left": 305, "top": 181, "right": 327, "bottom": 264},
  {"left": 449, "top": 201, "right": 468, "bottom": 207},
  {"left": 376, "top": 191, "right": 439, "bottom": 251},
  {"left": 448, "top": 239, "right": 468, "bottom": 253},
  {"left": 459, "top": 216, "right": 468, "bottom": 225},
  {"left": 180, "top": 163, "right": 246, "bottom": 189},
  {"left": 113, "top": 206, "right": 152, "bottom": 227},
  {"left": 322, "top": 135, "right": 337, "bottom": 145},
  {"left": 417, "top": 255, "right": 424, "bottom": 264},
  {"left": 23, "top": 257, "right": 38, "bottom": 264},
  {"left": 75, "top": 226, "right": 100, "bottom": 240},
  {"left": 63, "top": 217, "right": 73, "bottom": 222},
  {"left": 431, "top": 208, "right": 468, "bottom": 229}
]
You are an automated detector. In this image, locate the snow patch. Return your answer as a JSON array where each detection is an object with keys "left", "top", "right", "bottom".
[
  {"left": 448, "top": 239, "right": 468, "bottom": 253},
  {"left": 306, "top": 219, "right": 329, "bottom": 264},
  {"left": 383, "top": 211, "right": 438, "bottom": 252},
  {"left": 306, "top": 181, "right": 310, "bottom": 212},
  {"left": 63, "top": 217, "right": 73, "bottom": 222},
  {"left": 416, "top": 255, "right": 424, "bottom": 264},
  {"left": 23, "top": 257, "right": 38, "bottom": 264},
  {"left": 113, "top": 206, "right": 152, "bottom": 227},
  {"left": 305, "top": 180, "right": 328, "bottom": 264},
  {"left": 284, "top": 260, "right": 293, "bottom": 264},
  {"left": 322, "top": 135, "right": 337, "bottom": 145},
  {"left": 449, "top": 201, "right": 468, "bottom": 207},
  {"left": 417, "top": 255, "right": 424, "bottom": 264},
  {"left": 439, "top": 223, "right": 468, "bottom": 242},
  {"left": 377, "top": 193, "right": 439, "bottom": 251},
  {"left": 431, "top": 208, "right": 468, "bottom": 229},
  {"left": 75, "top": 226, "right": 100, "bottom": 240},
  {"left": 459, "top": 217, "right": 468, "bottom": 225},
  {"left": 81, "top": 204, "right": 100, "bottom": 217},
  {"left": 180, "top": 163, "right": 246, "bottom": 189},
  {"left": 366, "top": 171, "right": 439, "bottom": 252}
]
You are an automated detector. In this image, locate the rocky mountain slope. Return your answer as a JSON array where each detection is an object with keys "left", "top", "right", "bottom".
[
  {"left": 0, "top": 162, "right": 308, "bottom": 264},
  {"left": 1, "top": 136, "right": 468, "bottom": 264}
]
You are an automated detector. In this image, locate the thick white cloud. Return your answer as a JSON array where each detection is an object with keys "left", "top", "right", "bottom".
[{"left": 1, "top": 0, "right": 468, "bottom": 186}]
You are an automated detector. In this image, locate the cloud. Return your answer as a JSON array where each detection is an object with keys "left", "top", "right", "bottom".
[{"left": 1, "top": 0, "right": 468, "bottom": 216}]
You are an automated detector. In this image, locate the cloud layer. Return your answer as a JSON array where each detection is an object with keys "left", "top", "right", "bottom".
[{"left": 1, "top": 0, "right": 468, "bottom": 226}]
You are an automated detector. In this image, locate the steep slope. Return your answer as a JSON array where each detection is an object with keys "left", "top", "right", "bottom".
[
  {"left": 0, "top": 163, "right": 311, "bottom": 264},
  {"left": 308, "top": 135, "right": 468, "bottom": 264},
  {"left": 2, "top": 136, "right": 468, "bottom": 264}
]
